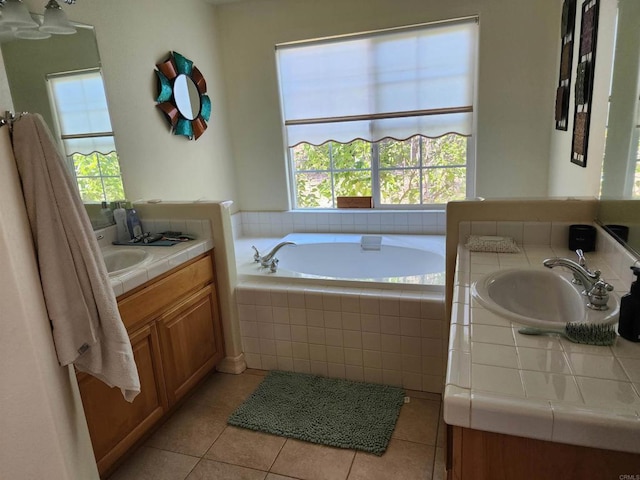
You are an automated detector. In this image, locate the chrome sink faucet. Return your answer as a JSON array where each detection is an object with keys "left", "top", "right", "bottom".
[
  {"left": 543, "top": 254, "right": 614, "bottom": 311},
  {"left": 251, "top": 241, "right": 296, "bottom": 272}
]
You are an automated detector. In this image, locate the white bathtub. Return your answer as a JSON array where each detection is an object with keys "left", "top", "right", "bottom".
[{"left": 236, "top": 233, "right": 445, "bottom": 290}]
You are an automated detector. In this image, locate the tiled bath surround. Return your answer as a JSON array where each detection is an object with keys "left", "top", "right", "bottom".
[
  {"left": 236, "top": 282, "right": 447, "bottom": 393},
  {"left": 232, "top": 210, "right": 446, "bottom": 238},
  {"left": 232, "top": 214, "right": 638, "bottom": 396}
]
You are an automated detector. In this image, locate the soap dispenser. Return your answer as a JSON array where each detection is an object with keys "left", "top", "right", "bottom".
[{"left": 618, "top": 266, "right": 640, "bottom": 342}]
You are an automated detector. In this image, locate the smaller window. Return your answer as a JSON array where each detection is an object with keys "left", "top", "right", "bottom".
[{"left": 47, "top": 69, "right": 124, "bottom": 203}]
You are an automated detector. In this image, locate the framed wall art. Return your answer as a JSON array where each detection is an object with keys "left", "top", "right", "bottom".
[
  {"left": 555, "top": 0, "right": 576, "bottom": 131},
  {"left": 571, "top": 0, "right": 599, "bottom": 167}
]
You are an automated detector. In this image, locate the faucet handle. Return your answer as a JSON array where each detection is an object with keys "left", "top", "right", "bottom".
[
  {"left": 587, "top": 279, "right": 614, "bottom": 311},
  {"left": 251, "top": 246, "right": 261, "bottom": 263},
  {"left": 572, "top": 249, "right": 588, "bottom": 285},
  {"left": 268, "top": 258, "right": 279, "bottom": 273}
]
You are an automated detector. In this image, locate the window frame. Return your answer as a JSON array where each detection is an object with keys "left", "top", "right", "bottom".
[
  {"left": 46, "top": 67, "right": 124, "bottom": 204},
  {"left": 288, "top": 135, "right": 475, "bottom": 210},
  {"left": 278, "top": 18, "right": 478, "bottom": 210}
]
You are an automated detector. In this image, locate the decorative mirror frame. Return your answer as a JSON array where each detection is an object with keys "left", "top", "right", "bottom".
[{"left": 154, "top": 51, "right": 211, "bottom": 140}]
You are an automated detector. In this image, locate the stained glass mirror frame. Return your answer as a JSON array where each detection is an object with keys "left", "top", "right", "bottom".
[{"left": 154, "top": 51, "right": 211, "bottom": 140}]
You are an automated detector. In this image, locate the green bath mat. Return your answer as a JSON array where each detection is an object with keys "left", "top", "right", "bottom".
[{"left": 227, "top": 370, "right": 405, "bottom": 455}]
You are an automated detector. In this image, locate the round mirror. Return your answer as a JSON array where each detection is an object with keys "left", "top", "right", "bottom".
[
  {"left": 173, "top": 74, "right": 200, "bottom": 120},
  {"left": 154, "top": 51, "right": 211, "bottom": 140}
]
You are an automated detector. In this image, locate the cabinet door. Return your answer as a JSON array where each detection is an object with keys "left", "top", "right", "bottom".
[
  {"left": 78, "top": 323, "right": 167, "bottom": 476},
  {"left": 158, "top": 284, "right": 224, "bottom": 405}
]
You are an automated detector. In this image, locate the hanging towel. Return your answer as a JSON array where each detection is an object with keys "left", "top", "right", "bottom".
[{"left": 12, "top": 114, "right": 140, "bottom": 402}]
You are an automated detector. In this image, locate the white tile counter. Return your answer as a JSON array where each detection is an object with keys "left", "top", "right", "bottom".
[
  {"left": 104, "top": 238, "right": 214, "bottom": 297},
  {"left": 95, "top": 218, "right": 214, "bottom": 297},
  {"left": 444, "top": 241, "right": 640, "bottom": 454}
]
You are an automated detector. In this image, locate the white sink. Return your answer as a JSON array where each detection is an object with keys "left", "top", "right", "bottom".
[
  {"left": 102, "top": 249, "right": 150, "bottom": 276},
  {"left": 471, "top": 268, "right": 620, "bottom": 328}
]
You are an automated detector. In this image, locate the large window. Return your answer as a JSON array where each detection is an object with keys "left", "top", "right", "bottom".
[
  {"left": 276, "top": 18, "right": 478, "bottom": 208},
  {"left": 47, "top": 69, "right": 124, "bottom": 203}
]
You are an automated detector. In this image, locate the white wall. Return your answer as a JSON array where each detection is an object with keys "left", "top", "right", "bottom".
[
  {"left": 547, "top": 0, "right": 617, "bottom": 197},
  {"left": 215, "top": 0, "right": 560, "bottom": 211},
  {"left": 21, "top": 0, "right": 239, "bottom": 207}
]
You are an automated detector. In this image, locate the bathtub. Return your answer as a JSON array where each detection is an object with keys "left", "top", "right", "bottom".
[
  {"left": 235, "top": 232, "right": 447, "bottom": 391},
  {"left": 236, "top": 233, "right": 445, "bottom": 290}
]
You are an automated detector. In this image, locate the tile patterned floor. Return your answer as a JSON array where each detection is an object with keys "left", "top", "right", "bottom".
[{"left": 108, "top": 370, "right": 446, "bottom": 480}]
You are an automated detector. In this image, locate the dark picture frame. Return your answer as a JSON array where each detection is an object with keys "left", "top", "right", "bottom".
[
  {"left": 555, "top": 0, "right": 576, "bottom": 131},
  {"left": 571, "top": 0, "right": 600, "bottom": 167}
]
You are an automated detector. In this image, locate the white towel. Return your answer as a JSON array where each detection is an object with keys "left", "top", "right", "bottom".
[{"left": 12, "top": 113, "right": 140, "bottom": 402}]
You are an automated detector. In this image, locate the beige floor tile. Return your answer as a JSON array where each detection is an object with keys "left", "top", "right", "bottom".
[
  {"left": 107, "top": 447, "right": 198, "bottom": 480},
  {"left": 110, "top": 372, "right": 440, "bottom": 480},
  {"left": 246, "top": 368, "right": 269, "bottom": 376},
  {"left": 185, "top": 459, "right": 266, "bottom": 480},
  {"left": 205, "top": 426, "right": 286, "bottom": 470},
  {"left": 436, "top": 415, "right": 446, "bottom": 447},
  {"left": 270, "top": 439, "right": 355, "bottom": 480},
  {"left": 405, "top": 390, "right": 442, "bottom": 402},
  {"left": 392, "top": 398, "right": 440, "bottom": 445},
  {"left": 189, "top": 372, "right": 264, "bottom": 414},
  {"left": 145, "top": 401, "right": 228, "bottom": 457},
  {"left": 433, "top": 447, "right": 446, "bottom": 480},
  {"left": 347, "top": 439, "right": 435, "bottom": 480}
]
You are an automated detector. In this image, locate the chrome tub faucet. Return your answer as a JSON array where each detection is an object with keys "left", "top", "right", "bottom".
[{"left": 252, "top": 241, "right": 296, "bottom": 272}]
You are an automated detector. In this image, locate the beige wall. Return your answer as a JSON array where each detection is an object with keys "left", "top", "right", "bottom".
[
  {"left": 216, "top": 0, "right": 560, "bottom": 210},
  {"left": 547, "top": 0, "right": 617, "bottom": 197},
  {"left": 20, "top": 0, "right": 238, "bottom": 208}
]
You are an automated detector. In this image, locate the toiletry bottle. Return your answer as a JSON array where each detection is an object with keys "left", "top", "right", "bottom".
[
  {"left": 100, "top": 201, "right": 114, "bottom": 227},
  {"left": 113, "top": 202, "right": 130, "bottom": 243},
  {"left": 618, "top": 266, "right": 640, "bottom": 342},
  {"left": 126, "top": 207, "right": 143, "bottom": 239}
]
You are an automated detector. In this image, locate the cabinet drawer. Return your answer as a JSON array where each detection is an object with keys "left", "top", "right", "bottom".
[{"left": 118, "top": 254, "right": 214, "bottom": 332}]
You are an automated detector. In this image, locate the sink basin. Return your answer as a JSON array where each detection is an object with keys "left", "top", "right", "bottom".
[
  {"left": 102, "top": 249, "right": 150, "bottom": 276},
  {"left": 471, "top": 268, "right": 620, "bottom": 328}
]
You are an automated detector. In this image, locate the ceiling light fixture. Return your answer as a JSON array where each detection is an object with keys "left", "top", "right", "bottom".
[{"left": 0, "top": 0, "right": 77, "bottom": 41}]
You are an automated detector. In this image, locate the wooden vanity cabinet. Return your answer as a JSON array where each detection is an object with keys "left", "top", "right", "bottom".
[
  {"left": 448, "top": 426, "right": 640, "bottom": 479},
  {"left": 158, "top": 283, "right": 223, "bottom": 405},
  {"left": 77, "top": 252, "right": 224, "bottom": 477},
  {"left": 76, "top": 323, "right": 167, "bottom": 475}
]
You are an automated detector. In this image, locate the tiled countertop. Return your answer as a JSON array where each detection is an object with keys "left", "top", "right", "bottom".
[
  {"left": 444, "top": 243, "right": 640, "bottom": 454},
  {"left": 105, "top": 238, "right": 214, "bottom": 297}
]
